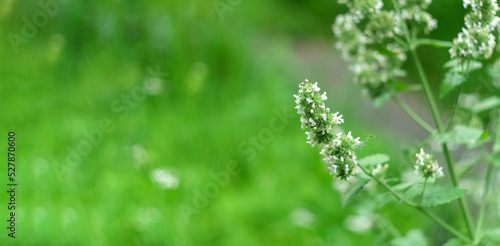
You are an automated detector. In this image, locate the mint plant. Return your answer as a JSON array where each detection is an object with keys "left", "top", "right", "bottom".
[{"left": 294, "top": 0, "right": 500, "bottom": 245}]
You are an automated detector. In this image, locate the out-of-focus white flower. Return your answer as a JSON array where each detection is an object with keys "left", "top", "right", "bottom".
[
  {"left": 131, "top": 144, "right": 149, "bottom": 168},
  {"left": 344, "top": 215, "right": 373, "bottom": 233},
  {"left": 290, "top": 208, "right": 316, "bottom": 229},
  {"left": 143, "top": 77, "right": 163, "bottom": 95},
  {"left": 150, "top": 168, "right": 179, "bottom": 190}
]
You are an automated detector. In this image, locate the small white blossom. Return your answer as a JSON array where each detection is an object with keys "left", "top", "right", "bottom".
[{"left": 414, "top": 148, "right": 443, "bottom": 179}]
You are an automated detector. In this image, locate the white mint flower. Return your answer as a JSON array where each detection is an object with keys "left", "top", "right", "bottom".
[
  {"left": 295, "top": 80, "right": 361, "bottom": 180},
  {"left": 450, "top": 0, "right": 500, "bottom": 61},
  {"left": 414, "top": 148, "right": 443, "bottom": 179}
]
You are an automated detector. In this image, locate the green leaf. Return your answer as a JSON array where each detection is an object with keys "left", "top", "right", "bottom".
[
  {"left": 434, "top": 125, "right": 483, "bottom": 144},
  {"left": 442, "top": 238, "right": 462, "bottom": 246},
  {"left": 376, "top": 192, "right": 397, "bottom": 208},
  {"left": 444, "top": 59, "right": 460, "bottom": 69},
  {"left": 465, "top": 60, "right": 483, "bottom": 72},
  {"left": 392, "top": 182, "right": 413, "bottom": 191},
  {"left": 444, "top": 59, "right": 482, "bottom": 72},
  {"left": 440, "top": 71, "right": 466, "bottom": 98},
  {"left": 342, "top": 179, "right": 370, "bottom": 208},
  {"left": 489, "top": 155, "right": 500, "bottom": 168},
  {"left": 390, "top": 229, "right": 427, "bottom": 246},
  {"left": 359, "top": 154, "right": 390, "bottom": 167},
  {"left": 420, "top": 185, "right": 468, "bottom": 207},
  {"left": 471, "top": 96, "right": 500, "bottom": 113},
  {"left": 399, "top": 185, "right": 422, "bottom": 205},
  {"left": 479, "top": 129, "right": 490, "bottom": 141},
  {"left": 484, "top": 228, "right": 500, "bottom": 242}
]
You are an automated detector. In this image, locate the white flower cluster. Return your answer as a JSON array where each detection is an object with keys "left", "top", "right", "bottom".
[
  {"left": 294, "top": 80, "right": 361, "bottom": 179},
  {"left": 450, "top": 0, "right": 500, "bottom": 60},
  {"left": 333, "top": 0, "right": 424, "bottom": 100},
  {"left": 414, "top": 148, "right": 443, "bottom": 179},
  {"left": 320, "top": 132, "right": 361, "bottom": 180},
  {"left": 399, "top": 0, "right": 437, "bottom": 34}
]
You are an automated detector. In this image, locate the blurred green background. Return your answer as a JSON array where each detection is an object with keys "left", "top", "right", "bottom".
[{"left": 0, "top": 0, "right": 481, "bottom": 245}]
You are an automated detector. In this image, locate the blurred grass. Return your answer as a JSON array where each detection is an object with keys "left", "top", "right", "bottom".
[{"left": 0, "top": 0, "right": 470, "bottom": 245}]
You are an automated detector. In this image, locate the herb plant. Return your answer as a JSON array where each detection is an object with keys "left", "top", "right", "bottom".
[{"left": 294, "top": 0, "right": 500, "bottom": 245}]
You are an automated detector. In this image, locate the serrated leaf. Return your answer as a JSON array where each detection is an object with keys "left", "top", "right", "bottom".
[
  {"left": 440, "top": 71, "right": 466, "bottom": 98},
  {"left": 484, "top": 228, "right": 500, "bottom": 242},
  {"left": 434, "top": 125, "right": 483, "bottom": 144},
  {"left": 390, "top": 229, "right": 427, "bottom": 246},
  {"left": 342, "top": 179, "right": 370, "bottom": 208},
  {"left": 442, "top": 238, "right": 462, "bottom": 246},
  {"left": 359, "top": 154, "right": 390, "bottom": 167},
  {"left": 420, "top": 185, "right": 468, "bottom": 207},
  {"left": 471, "top": 96, "right": 500, "bottom": 113}
]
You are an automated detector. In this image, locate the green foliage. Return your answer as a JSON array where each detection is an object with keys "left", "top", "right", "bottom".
[
  {"left": 401, "top": 185, "right": 422, "bottom": 205},
  {"left": 376, "top": 192, "right": 397, "bottom": 209},
  {"left": 440, "top": 59, "right": 482, "bottom": 98},
  {"left": 494, "top": 123, "right": 500, "bottom": 154},
  {"left": 390, "top": 229, "right": 428, "bottom": 246},
  {"left": 434, "top": 125, "right": 483, "bottom": 144},
  {"left": 471, "top": 96, "right": 500, "bottom": 113},
  {"left": 442, "top": 238, "right": 462, "bottom": 246},
  {"left": 440, "top": 71, "right": 466, "bottom": 98},
  {"left": 484, "top": 228, "right": 500, "bottom": 243},
  {"left": 419, "top": 185, "right": 468, "bottom": 208},
  {"left": 359, "top": 154, "right": 390, "bottom": 167},
  {"left": 342, "top": 179, "right": 371, "bottom": 208}
]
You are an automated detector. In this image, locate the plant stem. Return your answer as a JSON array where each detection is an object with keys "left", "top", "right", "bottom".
[
  {"left": 409, "top": 49, "right": 443, "bottom": 130},
  {"left": 417, "top": 179, "right": 427, "bottom": 206},
  {"left": 417, "top": 39, "right": 453, "bottom": 48},
  {"left": 445, "top": 85, "right": 463, "bottom": 132},
  {"left": 415, "top": 207, "right": 470, "bottom": 243},
  {"left": 357, "top": 165, "right": 471, "bottom": 243},
  {"left": 409, "top": 48, "right": 475, "bottom": 240},
  {"left": 391, "top": 95, "right": 435, "bottom": 134},
  {"left": 475, "top": 157, "right": 494, "bottom": 241}
]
